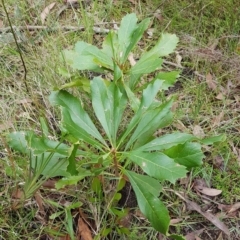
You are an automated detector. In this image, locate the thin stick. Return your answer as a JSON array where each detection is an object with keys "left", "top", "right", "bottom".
[
  {"left": 0, "top": 25, "right": 110, "bottom": 34},
  {"left": 1, "top": 0, "right": 29, "bottom": 93}
]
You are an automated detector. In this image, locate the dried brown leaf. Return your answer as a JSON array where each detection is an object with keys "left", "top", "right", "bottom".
[
  {"left": 12, "top": 188, "right": 23, "bottom": 199},
  {"left": 212, "top": 111, "right": 224, "bottom": 127},
  {"left": 154, "top": 10, "right": 164, "bottom": 22},
  {"left": 0, "top": 122, "right": 13, "bottom": 131},
  {"left": 185, "top": 228, "right": 204, "bottom": 240},
  {"left": 170, "top": 218, "right": 183, "bottom": 225},
  {"left": 41, "top": 2, "right": 56, "bottom": 24},
  {"left": 216, "top": 232, "right": 223, "bottom": 240},
  {"left": 215, "top": 92, "right": 224, "bottom": 100},
  {"left": 206, "top": 73, "right": 217, "bottom": 91},
  {"left": 228, "top": 202, "right": 240, "bottom": 213},
  {"left": 195, "top": 186, "right": 222, "bottom": 197},
  {"left": 77, "top": 218, "right": 92, "bottom": 240},
  {"left": 42, "top": 179, "right": 57, "bottom": 189},
  {"left": 34, "top": 191, "right": 44, "bottom": 213},
  {"left": 174, "top": 191, "right": 230, "bottom": 236},
  {"left": 193, "top": 125, "right": 205, "bottom": 138}
]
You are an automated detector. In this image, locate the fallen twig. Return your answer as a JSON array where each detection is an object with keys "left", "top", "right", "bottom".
[{"left": 0, "top": 25, "right": 110, "bottom": 34}]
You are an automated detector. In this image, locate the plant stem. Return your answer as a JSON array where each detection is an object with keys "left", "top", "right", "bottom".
[{"left": 2, "top": 0, "right": 29, "bottom": 93}]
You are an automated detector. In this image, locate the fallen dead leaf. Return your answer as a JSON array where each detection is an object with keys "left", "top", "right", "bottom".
[
  {"left": 195, "top": 186, "right": 222, "bottom": 197},
  {"left": 170, "top": 218, "right": 183, "bottom": 225},
  {"left": 0, "top": 122, "right": 13, "bottom": 131},
  {"left": 12, "top": 188, "right": 23, "bottom": 199},
  {"left": 193, "top": 125, "right": 205, "bottom": 138},
  {"left": 216, "top": 232, "right": 223, "bottom": 240},
  {"left": 206, "top": 73, "right": 217, "bottom": 91},
  {"left": 173, "top": 191, "right": 230, "bottom": 236},
  {"left": 41, "top": 2, "right": 56, "bottom": 24},
  {"left": 228, "top": 202, "right": 240, "bottom": 213},
  {"left": 185, "top": 228, "right": 204, "bottom": 240},
  {"left": 175, "top": 51, "right": 183, "bottom": 67},
  {"left": 34, "top": 191, "right": 44, "bottom": 213},
  {"left": 215, "top": 92, "right": 224, "bottom": 100},
  {"left": 194, "top": 179, "right": 222, "bottom": 197},
  {"left": 77, "top": 218, "right": 92, "bottom": 240},
  {"left": 212, "top": 111, "right": 224, "bottom": 127},
  {"left": 154, "top": 9, "right": 164, "bottom": 22},
  {"left": 213, "top": 155, "right": 225, "bottom": 170},
  {"left": 42, "top": 179, "right": 57, "bottom": 189}
]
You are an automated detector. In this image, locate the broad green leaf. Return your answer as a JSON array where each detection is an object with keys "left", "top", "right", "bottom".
[
  {"left": 164, "top": 142, "right": 204, "bottom": 169},
  {"left": 200, "top": 134, "right": 226, "bottom": 145},
  {"left": 102, "top": 31, "right": 118, "bottom": 59},
  {"left": 63, "top": 41, "right": 112, "bottom": 72},
  {"left": 118, "top": 13, "right": 138, "bottom": 63},
  {"left": 63, "top": 48, "right": 102, "bottom": 72},
  {"left": 138, "top": 133, "right": 195, "bottom": 151},
  {"left": 140, "top": 79, "right": 164, "bottom": 108},
  {"left": 123, "top": 18, "right": 150, "bottom": 62},
  {"left": 67, "top": 143, "right": 78, "bottom": 175},
  {"left": 125, "top": 152, "right": 187, "bottom": 184},
  {"left": 125, "top": 99, "right": 173, "bottom": 150},
  {"left": 131, "top": 55, "right": 163, "bottom": 75},
  {"left": 142, "top": 33, "right": 179, "bottom": 59},
  {"left": 7, "top": 131, "right": 29, "bottom": 154},
  {"left": 118, "top": 82, "right": 169, "bottom": 148},
  {"left": 40, "top": 117, "right": 49, "bottom": 137},
  {"left": 129, "top": 73, "right": 142, "bottom": 90},
  {"left": 56, "top": 172, "right": 92, "bottom": 189},
  {"left": 91, "top": 78, "right": 127, "bottom": 146},
  {"left": 154, "top": 71, "right": 180, "bottom": 90},
  {"left": 8, "top": 131, "right": 72, "bottom": 177},
  {"left": 169, "top": 234, "right": 186, "bottom": 240},
  {"left": 49, "top": 90, "right": 107, "bottom": 148},
  {"left": 59, "top": 77, "right": 90, "bottom": 93},
  {"left": 91, "top": 177, "right": 103, "bottom": 198},
  {"left": 125, "top": 170, "right": 169, "bottom": 234},
  {"left": 123, "top": 82, "right": 140, "bottom": 112}
]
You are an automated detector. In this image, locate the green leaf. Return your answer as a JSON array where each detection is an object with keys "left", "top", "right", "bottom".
[
  {"left": 118, "top": 13, "right": 138, "bottom": 63},
  {"left": 123, "top": 18, "right": 151, "bottom": 62},
  {"left": 67, "top": 143, "right": 78, "bottom": 175},
  {"left": 140, "top": 79, "right": 165, "bottom": 108},
  {"left": 169, "top": 234, "right": 186, "bottom": 240},
  {"left": 125, "top": 99, "right": 173, "bottom": 150},
  {"left": 124, "top": 170, "right": 169, "bottom": 234},
  {"left": 40, "top": 117, "right": 49, "bottom": 137},
  {"left": 118, "top": 81, "right": 170, "bottom": 148},
  {"left": 143, "top": 33, "right": 179, "bottom": 59},
  {"left": 8, "top": 131, "right": 73, "bottom": 177},
  {"left": 138, "top": 133, "right": 195, "bottom": 151},
  {"left": 59, "top": 77, "right": 90, "bottom": 93},
  {"left": 125, "top": 152, "right": 187, "bottom": 184},
  {"left": 123, "top": 82, "right": 140, "bottom": 112},
  {"left": 7, "top": 131, "right": 29, "bottom": 154},
  {"left": 56, "top": 172, "right": 92, "bottom": 189},
  {"left": 200, "top": 134, "right": 226, "bottom": 145},
  {"left": 164, "top": 142, "right": 204, "bottom": 169},
  {"left": 131, "top": 55, "right": 163, "bottom": 75},
  {"left": 154, "top": 71, "right": 180, "bottom": 90},
  {"left": 63, "top": 41, "right": 113, "bottom": 72},
  {"left": 91, "top": 78, "right": 127, "bottom": 146},
  {"left": 49, "top": 90, "right": 107, "bottom": 149}
]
